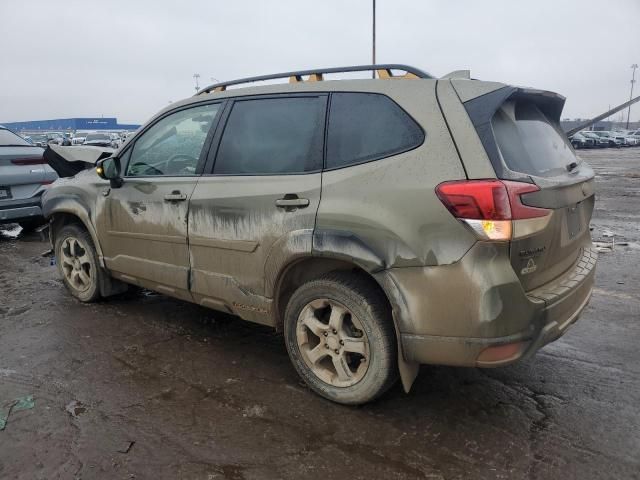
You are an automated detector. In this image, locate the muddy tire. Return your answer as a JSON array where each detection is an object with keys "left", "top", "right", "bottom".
[
  {"left": 54, "top": 224, "right": 103, "bottom": 302},
  {"left": 284, "top": 272, "right": 398, "bottom": 405}
]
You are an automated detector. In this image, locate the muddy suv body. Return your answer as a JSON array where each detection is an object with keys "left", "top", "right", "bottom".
[{"left": 42, "top": 65, "right": 596, "bottom": 404}]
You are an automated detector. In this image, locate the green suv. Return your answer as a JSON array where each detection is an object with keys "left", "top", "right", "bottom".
[{"left": 42, "top": 65, "right": 596, "bottom": 405}]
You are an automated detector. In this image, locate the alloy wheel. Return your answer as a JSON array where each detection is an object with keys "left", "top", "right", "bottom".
[
  {"left": 59, "top": 237, "right": 93, "bottom": 293},
  {"left": 296, "top": 298, "right": 370, "bottom": 387}
]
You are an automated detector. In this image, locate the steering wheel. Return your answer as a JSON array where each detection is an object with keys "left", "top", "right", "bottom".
[{"left": 166, "top": 153, "right": 198, "bottom": 175}]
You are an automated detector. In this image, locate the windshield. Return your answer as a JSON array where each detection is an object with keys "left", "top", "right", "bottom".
[
  {"left": 0, "top": 128, "right": 31, "bottom": 146},
  {"left": 492, "top": 100, "right": 577, "bottom": 177},
  {"left": 85, "top": 133, "right": 110, "bottom": 141}
]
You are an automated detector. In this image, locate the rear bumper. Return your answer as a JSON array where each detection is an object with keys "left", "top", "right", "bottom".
[
  {"left": 0, "top": 197, "right": 43, "bottom": 223},
  {"left": 385, "top": 243, "right": 597, "bottom": 368}
]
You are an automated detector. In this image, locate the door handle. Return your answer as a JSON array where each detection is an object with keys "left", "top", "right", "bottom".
[
  {"left": 275, "top": 197, "right": 310, "bottom": 208},
  {"left": 164, "top": 191, "right": 187, "bottom": 202}
]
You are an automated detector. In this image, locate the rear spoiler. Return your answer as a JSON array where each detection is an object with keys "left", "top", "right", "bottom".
[{"left": 44, "top": 145, "right": 113, "bottom": 178}]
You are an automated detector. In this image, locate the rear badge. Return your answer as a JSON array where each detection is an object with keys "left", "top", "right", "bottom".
[{"left": 521, "top": 258, "right": 537, "bottom": 275}]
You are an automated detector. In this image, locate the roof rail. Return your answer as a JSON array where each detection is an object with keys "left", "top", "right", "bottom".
[{"left": 196, "top": 64, "right": 433, "bottom": 95}]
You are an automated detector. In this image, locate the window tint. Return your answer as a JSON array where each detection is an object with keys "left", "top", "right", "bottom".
[
  {"left": 126, "top": 103, "right": 220, "bottom": 176},
  {"left": 492, "top": 101, "right": 577, "bottom": 178},
  {"left": 326, "top": 93, "right": 424, "bottom": 169},
  {"left": 214, "top": 97, "right": 325, "bottom": 175},
  {"left": 0, "top": 129, "right": 30, "bottom": 146}
]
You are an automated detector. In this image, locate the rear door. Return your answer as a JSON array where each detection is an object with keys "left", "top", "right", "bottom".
[
  {"left": 188, "top": 94, "right": 326, "bottom": 323},
  {"left": 95, "top": 102, "right": 223, "bottom": 300},
  {"left": 463, "top": 88, "right": 595, "bottom": 291}
]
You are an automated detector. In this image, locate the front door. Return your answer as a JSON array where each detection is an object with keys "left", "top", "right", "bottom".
[
  {"left": 188, "top": 95, "right": 327, "bottom": 323},
  {"left": 95, "top": 102, "right": 223, "bottom": 300}
]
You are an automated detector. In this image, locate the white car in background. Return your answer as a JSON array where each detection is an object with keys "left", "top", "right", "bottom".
[
  {"left": 612, "top": 131, "right": 639, "bottom": 147},
  {"left": 72, "top": 132, "right": 87, "bottom": 145}
]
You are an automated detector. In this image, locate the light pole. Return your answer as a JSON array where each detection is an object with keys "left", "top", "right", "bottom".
[
  {"left": 627, "top": 64, "right": 638, "bottom": 129},
  {"left": 372, "top": 0, "right": 376, "bottom": 78},
  {"left": 193, "top": 73, "right": 201, "bottom": 93}
]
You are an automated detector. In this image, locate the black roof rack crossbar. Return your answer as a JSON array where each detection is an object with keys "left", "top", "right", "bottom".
[{"left": 196, "top": 64, "right": 433, "bottom": 95}]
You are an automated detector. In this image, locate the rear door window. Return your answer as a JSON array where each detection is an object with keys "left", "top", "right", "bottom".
[
  {"left": 491, "top": 100, "right": 577, "bottom": 178},
  {"left": 326, "top": 93, "right": 424, "bottom": 169},
  {"left": 213, "top": 96, "right": 326, "bottom": 175}
]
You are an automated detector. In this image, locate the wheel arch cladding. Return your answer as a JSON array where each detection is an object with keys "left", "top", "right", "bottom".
[{"left": 45, "top": 195, "right": 105, "bottom": 267}]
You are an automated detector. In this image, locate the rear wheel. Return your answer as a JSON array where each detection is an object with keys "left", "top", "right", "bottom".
[
  {"left": 54, "top": 224, "right": 103, "bottom": 302},
  {"left": 284, "top": 272, "right": 397, "bottom": 405}
]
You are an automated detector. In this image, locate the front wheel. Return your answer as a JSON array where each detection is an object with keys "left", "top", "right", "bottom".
[
  {"left": 54, "top": 224, "right": 103, "bottom": 302},
  {"left": 284, "top": 272, "right": 397, "bottom": 405}
]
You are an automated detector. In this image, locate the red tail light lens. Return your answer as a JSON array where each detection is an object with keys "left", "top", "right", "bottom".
[
  {"left": 503, "top": 181, "right": 550, "bottom": 219},
  {"left": 436, "top": 180, "right": 511, "bottom": 220},
  {"left": 10, "top": 157, "right": 46, "bottom": 166},
  {"left": 436, "top": 180, "right": 551, "bottom": 241}
]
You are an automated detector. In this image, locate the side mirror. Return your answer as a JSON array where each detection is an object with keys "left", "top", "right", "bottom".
[{"left": 96, "top": 156, "right": 123, "bottom": 188}]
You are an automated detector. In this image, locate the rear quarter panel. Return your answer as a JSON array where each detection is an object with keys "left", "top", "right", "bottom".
[{"left": 316, "top": 80, "right": 476, "bottom": 268}]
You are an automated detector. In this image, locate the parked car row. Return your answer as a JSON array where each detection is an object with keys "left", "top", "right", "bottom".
[
  {"left": 569, "top": 129, "right": 640, "bottom": 149},
  {"left": 20, "top": 130, "right": 133, "bottom": 149}
]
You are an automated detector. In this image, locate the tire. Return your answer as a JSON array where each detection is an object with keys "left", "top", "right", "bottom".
[
  {"left": 18, "top": 218, "right": 46, "bottom": 232},
  {"left": 54, "top": 224, "right": 104, "bottom": 302},
  {"left": 284, "top": 272, "right": 398, "bottom": 405}
]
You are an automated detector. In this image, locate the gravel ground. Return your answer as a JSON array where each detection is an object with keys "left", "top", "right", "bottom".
[{"left": 0, "top": 148, "right": 638, "bottom": 480}]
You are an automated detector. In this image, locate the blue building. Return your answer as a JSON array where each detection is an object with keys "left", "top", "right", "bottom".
[{"left": 2, "top": 117, "right": 140, "bottom": 132}]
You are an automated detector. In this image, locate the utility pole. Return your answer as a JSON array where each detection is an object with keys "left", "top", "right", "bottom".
[
  {"left": 193, "top": 73, "right": 201, "bottom": 93},
  {"left": 627, "top": 64, "right": 638, "bottom": 129},
  {"left": 372, "top": 0, "right": 376, "bottom": 78}
]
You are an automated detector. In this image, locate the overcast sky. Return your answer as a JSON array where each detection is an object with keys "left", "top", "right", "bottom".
[{"left": 1, "top": 0, "right": 639, "bottom": 125}]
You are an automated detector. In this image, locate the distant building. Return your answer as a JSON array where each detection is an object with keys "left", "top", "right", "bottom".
[{"left": 1, "top": 117, "right": 140, "bottom": 133}]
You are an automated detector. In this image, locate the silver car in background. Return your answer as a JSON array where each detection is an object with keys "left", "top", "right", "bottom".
[{"left": 0, "top": 126, "right": 57, "bottom": 230}]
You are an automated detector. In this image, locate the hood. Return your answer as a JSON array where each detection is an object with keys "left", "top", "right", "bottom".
[{"left": 44, "top": 144, "right": 113, "bottom": 177}]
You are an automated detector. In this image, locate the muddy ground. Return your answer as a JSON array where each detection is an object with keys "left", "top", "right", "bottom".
[{"left": 1, "top": 148, "right": 639, "bottom": 480}]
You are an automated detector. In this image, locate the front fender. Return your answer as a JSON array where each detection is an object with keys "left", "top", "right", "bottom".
[{"left": 43, "top": 192, "right": 104, "bottom": 267}]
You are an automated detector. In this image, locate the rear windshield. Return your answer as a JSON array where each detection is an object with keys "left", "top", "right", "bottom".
[
  {"left": 491, "top": 100, "right": 576, "bottom": 177},
  {"left": 0, "top": 128, "right": 30, "bottom": 146}
]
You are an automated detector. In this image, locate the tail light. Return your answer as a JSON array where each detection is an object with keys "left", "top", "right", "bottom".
[
  {"left": 436, "top": 180, "right": 551, "bottom": 241},
  {"left": 11, "top": 157, "right": 46, "bottom": 166}
]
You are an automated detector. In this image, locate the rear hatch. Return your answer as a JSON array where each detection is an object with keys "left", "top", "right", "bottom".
[
  {"left": 461, "top": 86, "right": 595, "bottom": 291},
  {"left": 0, "top": 129, "right": 48, "bottom": 203}
]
